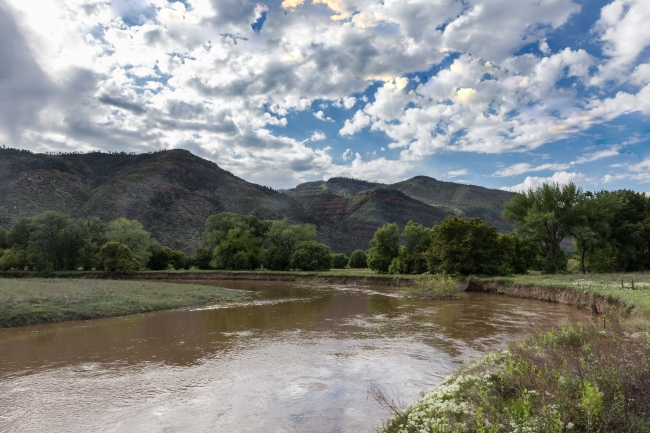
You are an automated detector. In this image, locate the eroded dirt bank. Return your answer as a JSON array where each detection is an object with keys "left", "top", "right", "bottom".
[{"left": 466, "top": 280, "right": 629, "bottom": 314}]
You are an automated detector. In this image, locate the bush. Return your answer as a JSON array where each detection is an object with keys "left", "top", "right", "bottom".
[
  {"left": 403, "top": 274, "right": 457, "bottom": 299},
  {"left": 264, "top": 246, "right": 291, "bottom": 271},
  {"left": 147, "top": 243, "right": 173, "bottom": 270},
  {"left": 348, "top": 249, "right": 367, "bottom": 268},
  {"left": 331, "top": 253, "right": 349, "bottom": 269},
  {"left": 98, "top": 242, "right": 140, "bottom": 273},
  {"left": 290, "top": 241, "right": 332, "bottom": 271}
]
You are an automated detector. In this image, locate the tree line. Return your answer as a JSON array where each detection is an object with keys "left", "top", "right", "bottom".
[
  {"left": 1, "top": 183, "right": 647, "bottom": 275},
  {"left": 0, "top": 211, "right": 188, "bottom": 272},
  {"left": 365, "top": 183, "right": 649, "bottom": 275}
]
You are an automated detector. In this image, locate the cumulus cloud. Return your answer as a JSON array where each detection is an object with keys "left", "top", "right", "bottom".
[
  {"left": 501, "top": 171, "right": 588, "bottom": 192},
  {"left": 0, "top": 0, "right": 648, "bottom": 190},
  {"left": 447, "top": 169, "right": 469, "bottom": 178}
]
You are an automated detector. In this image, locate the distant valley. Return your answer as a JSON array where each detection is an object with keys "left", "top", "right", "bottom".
[{"left": 0, "top": 148, "right": 514, "bottom": 253}]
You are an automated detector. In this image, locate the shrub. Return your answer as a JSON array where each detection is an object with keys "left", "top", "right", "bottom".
[
  {"left": 348, "top": 249, "right": 368, "bottom": 268},
  {"left": 403, "top": 274, "right": 457, "bottom": 299},
  {"left": 98, "top": 242, "right": 140, "bottom": 273},
  {"left": 290, "top": 241, "right": 332, "bottom": 271},
  {"left": 331, "top": 253, "right": 349, "bottom": 269}
]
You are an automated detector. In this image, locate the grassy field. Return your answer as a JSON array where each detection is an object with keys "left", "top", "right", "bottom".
[
  {"left": 479, "top": 273, "right": 650, "bottom": 314},
  {"left": 0, "top": 279, "right": 243, "bottom": 328}
]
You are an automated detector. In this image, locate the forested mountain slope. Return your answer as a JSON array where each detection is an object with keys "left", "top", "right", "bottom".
[
  {"left": 0, "top": 149, "right": 304, "bottom": 252},
  {"left": 1, "top": 148, "right": 514, "bottom": 253},
  {"left": 287, "top": 176, "right": 515, "bottom": 231}
]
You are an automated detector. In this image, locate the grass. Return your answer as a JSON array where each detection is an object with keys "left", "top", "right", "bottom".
[
  {"left": 377, "top": 317, "right": 650, "bottom": 433},
  {"left": 403, "top": 275, "right": 458, "bottom": 299},
  {"left": 478, "top": 273, "right": 650, "bottom": 315},
  {"left": 0, "top": 278, "right": 243, "bottom": 328}
]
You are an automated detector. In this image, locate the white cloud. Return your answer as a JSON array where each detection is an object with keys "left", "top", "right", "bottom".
[
  {"left": 314, "top": 111, "right": 334, "bottom": 122},
  {"left": 447, "top": 169, "right": 468, "bottom": 178},
  {"left": 310, "top": 131, "right": 326, "bottom": 141},
  {"left": 501, "top": 171, "right": 588, "bottom": 192},
  {"left": 0, "top": 0, "right": 647, "bottom": 191},
  {"left": 339, "top": 110, "right": 371, "bottom": 136}
]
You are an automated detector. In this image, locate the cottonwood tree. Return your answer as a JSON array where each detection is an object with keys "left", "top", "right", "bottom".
[
  {"left": 106, "top": 218, "right": 152, "bottom": 266},
  {"left": 263, "top": 219, "right": 317, "bottom": 270},
  {"left": 504, "top": 183, "right": 582, "bottom": 273},
  {"left": 367, "top": 223, "right": 400, "bottom": 273}
]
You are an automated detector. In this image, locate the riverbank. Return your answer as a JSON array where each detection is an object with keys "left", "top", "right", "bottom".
[
  {"left": 378, "top": 273, "right": 650, "bottom": 433},
  {"left": 0, "top": 279, "right": 243, "bottom": 328},
  {"left": 0, "top": 268, "right": 418, "bottom": 286},
  {"left": 472, "top": 273, "right": 650, "bottom": 315}
]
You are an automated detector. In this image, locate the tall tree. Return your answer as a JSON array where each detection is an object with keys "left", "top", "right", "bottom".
[
  {"left": 264, "top": 219, "right": 317, "bottom": 270},
  {"left": 210, "top": 226, "right": 264, "bottom": 270},
  {"left": 401, "top": 221, "right": 431, "bottom": 274},
  {"left": 367, "top": 223, "right": 400, "bottom": 273},
  {"left": 503, "top": 183, "right": 582, "bottom": 273},
  {"left": 106, "top": 218, "right": 151, "bottom": 266}
]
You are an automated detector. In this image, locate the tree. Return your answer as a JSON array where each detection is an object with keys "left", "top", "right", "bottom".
[
  {"left": 290, "top": 241, "right": 332, "bottom": 271},
  {"left": 503, "top": 182, "right": 582, "bottom": 273},
  {"left": 106, "top": 218, "right": 151, "bottom": 266},
  {"left": 27, "top": 211, "right": 71, "bottom": 271},
  {"left": 170, "top": 250, "right": 189, "bottom": 270},
  {"left": 348, "top": 249, "right": 368, "bottom": 268},
  {"left": 98, "top": 242, "right": 140, "bottom": 273},
  {"left": 147, "top": 243, "right": 174, "bottom": 270},
  {"left": 401, "top": 221, "right": 431, "bottom": 274},
  {"left": 331, "top": 253, "right": 349, "bottom": 269},
  {"left": 367, "top": 223, "right": 400, "bottom": 273},
  {"left": 73, "top": 217, "right": 107, "bottom": 270},
  {"left": 192, "top": 247, "right": 213, "bottom": 270},
  {"left": 571, "top": 192, "right": 614, "bottom": 274},
  {"left": 210, "top": 226, "right": 264, "bottom": 270},
  {"left": 264, "top": 219, "right": 317, "bottom": 270},
  {"left": 7, "top": 217, "right": 36, "bottom": 250},
  {"left": 203, "top": 212, "right": 268, "bottom": 250}
]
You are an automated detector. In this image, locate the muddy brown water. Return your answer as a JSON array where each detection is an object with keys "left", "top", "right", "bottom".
[{"left": 0, "top": 281, "right": 587, "bottom": 433}]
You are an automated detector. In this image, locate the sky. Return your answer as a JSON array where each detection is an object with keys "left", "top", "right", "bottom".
[{"left": 0, "top": 0, "right": 649, "bottom": 192}]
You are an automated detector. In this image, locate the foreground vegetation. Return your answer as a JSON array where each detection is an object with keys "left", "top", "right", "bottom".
[
  {"left": 0, "top": 279, "right": 243, "bottom": 328},
  {"left": 378, "top": 317, "right": 650, "bottom": 433}
]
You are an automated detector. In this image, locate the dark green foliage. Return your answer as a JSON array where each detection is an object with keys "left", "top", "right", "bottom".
[
  {"left": 98, "top": 242, "right": 140, "bottom": 273},
  {"left": 400, "top": 221, "right": 431, "bottom": 274},
  {"left": 290, "top": 241, "right": 332, "bottom": 271},
  {"left": 348, "top": 249, "right": 368, "bottom": 268},
  {"left": 210, "top": 226, "right": 264, "bottom": 270},
  {"left": 203, "top": 212, "right": 268, "bottom": 250},
  {"left": 264, "top": 219, "right": 317, "bottom": 270},
  {"left": 147, "top": 243, "right": 174, "bottom": 270},
  {"left": 597, "top": 190, "right": 649, "bottom": 272},
  {"left": 331, "top": 253, "right": 349, "bottom": 269},
  {"left": 170, "top": 250, "right": 189, "bottom": 270},
  {"left": 0, "top": 227, "right": 7, "bottom": 249},
  {"left": 264, "top": 246, "right": 291, "bottom": 270},
  {"left": 504, "top": 183, "right": 582, "bottom": 273},
  {"left": 192, "top": 247, "right": 213, "bottom": 270},
  {"left": 427, "top": 216, "right": 512, "bottom": 275},
  {"left": 367, "top": 223, "right": 400, "bottom": 273}
]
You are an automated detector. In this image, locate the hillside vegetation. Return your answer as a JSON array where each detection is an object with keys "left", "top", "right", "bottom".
[{"left": 1, "top": 148, "right": 513, "bottom": 253}]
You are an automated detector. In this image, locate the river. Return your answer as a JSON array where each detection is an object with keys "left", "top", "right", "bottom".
[{"left": 0, "top": 280, "right": 586, "bottom": 432}]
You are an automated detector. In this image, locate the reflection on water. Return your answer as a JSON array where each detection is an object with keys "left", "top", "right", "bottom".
[{"left": 0, "top": 281, "right": 586, "bottom": 432}]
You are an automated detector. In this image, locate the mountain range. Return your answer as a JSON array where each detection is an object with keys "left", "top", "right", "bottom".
[{"left": 0, "top": 148, "right": 515, "bottom": 253}]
